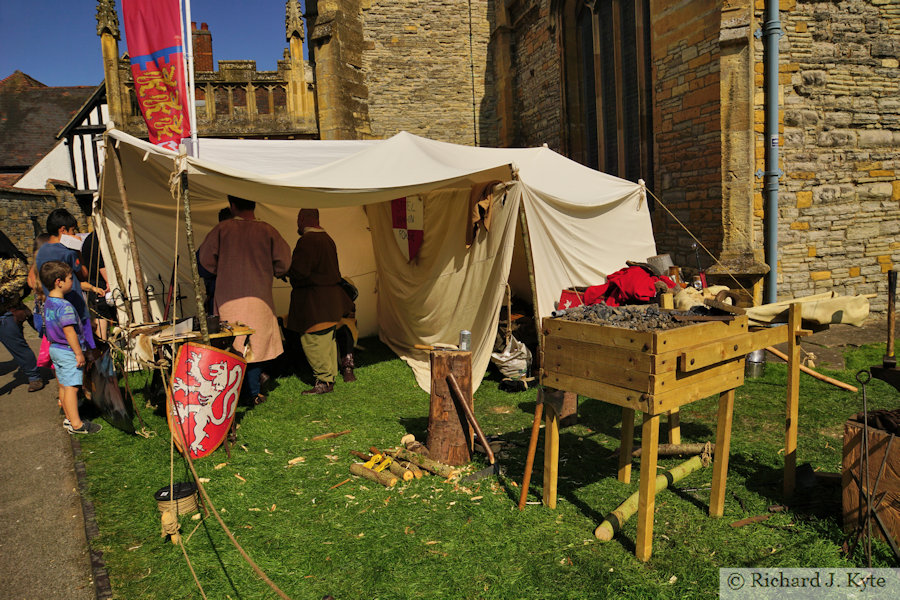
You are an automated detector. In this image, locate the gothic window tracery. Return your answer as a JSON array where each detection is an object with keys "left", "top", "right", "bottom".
[{"left": 561, "top": 0, "right": 653, "bottom": 189}]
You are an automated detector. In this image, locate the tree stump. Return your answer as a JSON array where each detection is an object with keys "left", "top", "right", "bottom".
[
  {"left": 560, "top": 391, "right": 578, "bottom": 426},
  {"left": 427, "top": 350, "right": 473, "bottom": 466},
  {"left": 543, "top": 388, "right": 578, "bottom": 427}
]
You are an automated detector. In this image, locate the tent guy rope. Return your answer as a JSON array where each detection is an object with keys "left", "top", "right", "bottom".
[{"left": 642, "top": 185, "right": 753, "bottom": 300}]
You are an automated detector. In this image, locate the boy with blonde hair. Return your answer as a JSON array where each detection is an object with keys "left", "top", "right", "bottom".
[{"left": 39, "top": 260, "right": 101, "bottom": 434}]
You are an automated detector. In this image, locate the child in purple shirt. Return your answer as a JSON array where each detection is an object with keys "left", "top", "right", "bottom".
[{"left": 39, "top": 260, "right": 101, "bottom": 435}]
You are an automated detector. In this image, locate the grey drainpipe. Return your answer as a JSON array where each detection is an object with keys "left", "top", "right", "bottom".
[{"left": 758, "top": 1, "right": 782, "bottom": 303}]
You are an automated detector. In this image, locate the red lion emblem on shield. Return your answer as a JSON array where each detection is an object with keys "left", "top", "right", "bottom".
[{"left": 168, "top": 343, "right": 245, "bottom": 458}]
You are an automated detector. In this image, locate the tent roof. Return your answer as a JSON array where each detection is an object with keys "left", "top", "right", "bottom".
[
  {"left": 109, "top": 129, "right": 516, "bottom": 207},
  {"left": 107, "top": 128, "right": 644, "bottom": 210}
]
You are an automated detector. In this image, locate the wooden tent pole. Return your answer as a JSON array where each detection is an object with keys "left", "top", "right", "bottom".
[
  {"left": 517, "top": 203, "right": 543, "bottom": 379},
  {"left": 94, "top": 145, "right": 135, "bottom": 324},
  {"left": 109, "top": 143, "right": 152, "bottom": 323},
  {"left": 95, "top": 204, "right": 135, "bottom": 324},
  {"left": 180, "top": 170, "right": 210, "bottom": 344}
]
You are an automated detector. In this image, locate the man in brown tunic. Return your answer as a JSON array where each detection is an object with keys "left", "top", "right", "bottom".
[
  {"left": 198, "top": 196, "right": 291, "bottom": 404},
  {"left": 286, "top": 209, "right": 353, "bottom": 395}
]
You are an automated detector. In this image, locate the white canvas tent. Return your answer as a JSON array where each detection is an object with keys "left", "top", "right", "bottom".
[{"left": 96, "top": 129, "right": 656, "bottom": 391}]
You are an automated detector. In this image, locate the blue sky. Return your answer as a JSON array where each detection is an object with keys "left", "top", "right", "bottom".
[{"left": 0, "top": 1, "right": 295, "bottom": 87}]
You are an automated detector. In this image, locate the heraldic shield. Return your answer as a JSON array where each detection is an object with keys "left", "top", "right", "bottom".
[{"left": 167, "top": 343, "right": 246, "bottom": 459}]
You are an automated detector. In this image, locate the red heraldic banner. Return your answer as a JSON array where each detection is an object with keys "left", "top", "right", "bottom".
[
  {"left": 168, "top": 343, "right": 245, "bottom": 459},
  {"left": 391, "top": 196, "right": 424, "bottom": 262},
  {"left": 122, "top": 0, "right": 190, "bottom": 150}
]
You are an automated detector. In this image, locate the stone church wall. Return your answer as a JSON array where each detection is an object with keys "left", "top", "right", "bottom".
[
  {"left": 650, "top": 0, "right": 724, "bottom": 266},
  {"left": 359, "top": 0, "right": 498, "bottom": 146},
  {"left": 507, "top": 1, "right": 562, "bottom": 150},
  {"left": 767, "top": 0, "right": 900, "bottom": 311}
]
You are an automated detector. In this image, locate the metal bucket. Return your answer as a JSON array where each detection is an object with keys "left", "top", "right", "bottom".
[{"left": 745, "top": 349, "right": 766, "bottom": 378}]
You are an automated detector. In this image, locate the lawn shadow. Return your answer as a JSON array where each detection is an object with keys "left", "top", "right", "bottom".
[
  {"left": 493, "top": 423, "right": 641, "bottom": 554},
  {"left": 279, "top": 334, "right": 403, "bottom": 387},
  {"left": 666, "top": 484, "right": 713, "bottom": 515},
  {"left": 397, "top": 416, "right": 429, "bottom": 441},
  {"left": 198, "top": 519, "right": 245, "bottom": 599},
  {"left": 725, "top": 453, "right": 844, "bottom": 527}
]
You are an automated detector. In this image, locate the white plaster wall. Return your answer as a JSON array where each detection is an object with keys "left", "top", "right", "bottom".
[{"left": 14, "top": 140, "right": 74, "bottom": 189}]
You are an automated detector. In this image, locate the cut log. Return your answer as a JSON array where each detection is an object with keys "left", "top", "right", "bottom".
[
  {"left": 349, "top": 463, "right": 397, "bottom": 487},
  {"left": 405, "top": 441, "right": 430, "bottom": 457},
  {"left": 398, "top": 460, "right": 424, "bottom": 479},
  {"left": 632, "top": 443, "right": 715, "bottom": 457},
  {"left": 385, "top": 447, "right": 459, "bottom": 479},
  {"left": 595, "top": 454, "right": 708, "bottom": 541},
  {"left": 388, "top": 461, "right": 415, "bottom": 481},
  {"left": 427, "top": 350, "right": 473, "bottom": 465}
]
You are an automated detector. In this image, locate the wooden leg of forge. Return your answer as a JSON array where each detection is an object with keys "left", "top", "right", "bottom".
[
  {"left": 710, "top": 389, "right": 736, "bottom": 517},
  {"left": 542, "top": 403, "right": 560, "bottom": 509},
  {"left": 784, "top": 303, "right": 802, "bottom": 498},
  {"left": 635, "top": 412, "right": 660, "bottom": 561},
  {"left": 668, "top": 408, "right": 681, "bottom": 445},
  {"left": 618, "top": 408, "right": 636, "bottom": 484}
]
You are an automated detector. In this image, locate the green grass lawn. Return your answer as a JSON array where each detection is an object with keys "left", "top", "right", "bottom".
[{"left": 76, "top": 339, "right": 898, "bottom": 599}]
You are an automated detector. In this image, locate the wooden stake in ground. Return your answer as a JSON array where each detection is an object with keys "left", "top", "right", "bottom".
[
  {"left": 595, "top": 452, "right": 711, "bottom": 541},
  {"left": 384, "top": 448, "right": 459, "bottom": 479}
]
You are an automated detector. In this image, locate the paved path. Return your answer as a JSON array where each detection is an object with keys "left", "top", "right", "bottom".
[{"left": 0, "top": 325, "right": 95, "bottom": 600}]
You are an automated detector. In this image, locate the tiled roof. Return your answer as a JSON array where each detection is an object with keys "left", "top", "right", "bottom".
[{"left": 0, "top": 71, "right": 95, "bottom": 180}]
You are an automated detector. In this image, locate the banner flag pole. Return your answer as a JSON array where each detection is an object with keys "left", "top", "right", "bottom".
[{"left": 179, "top": 0, "right": 199, "bottom": 157}]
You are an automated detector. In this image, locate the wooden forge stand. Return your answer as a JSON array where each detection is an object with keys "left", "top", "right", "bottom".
[{"left": 522, "top": 304, "right": 812, "bottom": 561}]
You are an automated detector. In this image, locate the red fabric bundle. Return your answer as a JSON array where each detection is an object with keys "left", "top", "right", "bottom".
[{"left": 583, "top": 266, "right": 674, "bottom": 307}]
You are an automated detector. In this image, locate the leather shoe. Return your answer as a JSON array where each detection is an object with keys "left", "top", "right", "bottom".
[
  {"left": 27, "top": 379, "right": 45, "bottom": 392},
  {"left": 253, "top": 393, "right": 267, "bottom": 405},
  {"left": 301, "top": 380, "right": 334, "bottom": 395},
  {"left": 340, "top": 354, "right": 356, "bottom": 383}
]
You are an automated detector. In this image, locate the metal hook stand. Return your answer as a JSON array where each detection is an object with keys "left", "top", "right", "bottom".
[{"left": 844, "top": 370, "right": 900, "bottom": 565}]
